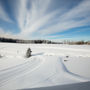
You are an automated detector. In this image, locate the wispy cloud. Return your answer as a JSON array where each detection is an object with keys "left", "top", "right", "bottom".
[
  {"left": 0, "top": 0, "right": 90, "bottom": 40},
  {"left": 14, "top": 0, "right": 55, "bottom": 39},
  {"left": 0, "top": 28, "right": 17, "bottom": 38},
  {"left": 0, "top": 3, "right": 12, "bottom": 23},
  {"left": 14, "top": 0, "right": 90, "bottom": 39},
  {"left": 39, "top": 0, "right": 90, "bottom": 35}
]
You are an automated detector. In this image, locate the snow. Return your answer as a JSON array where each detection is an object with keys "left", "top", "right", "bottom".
[
  {"left": 0, "top": 43, "right": 90, "bottom": 90},
  {"left": 21, "top": 81, "right": 90, "bottom": 90},
  {"left": 63, "top": 56, "right": 90, "bottom": 78}
]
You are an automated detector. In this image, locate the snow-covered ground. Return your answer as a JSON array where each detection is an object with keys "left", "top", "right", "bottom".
[{"left": 0, "top": 43, "right": 90, "bottom": 90}]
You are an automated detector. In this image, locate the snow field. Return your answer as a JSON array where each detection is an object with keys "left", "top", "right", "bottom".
[{"left": 0, "top": 43, "right": 90, "bottom": 90}]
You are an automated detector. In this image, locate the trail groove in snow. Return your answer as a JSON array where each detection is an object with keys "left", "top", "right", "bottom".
[
  {"left": 60, "top": 58, "right": 89, "bottom": 82},
  {"left": 0, "top": 43, "right": 90, "bottom": 90},
  {"left": 0, "top": 56, "right": 44, "bottom": 87}
]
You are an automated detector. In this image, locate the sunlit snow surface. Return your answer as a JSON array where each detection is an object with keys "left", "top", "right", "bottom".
[{"left": 0, "top": 43, "right": 90, "bottom": 90}]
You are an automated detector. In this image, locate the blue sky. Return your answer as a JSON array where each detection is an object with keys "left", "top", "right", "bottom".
[{"left": 0, "top": 0, "right": 90, "bottom": 41}]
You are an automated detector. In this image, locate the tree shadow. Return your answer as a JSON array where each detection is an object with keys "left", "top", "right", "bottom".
[{"left": 32, "top": 52, "right": 44, "bottom": 56}]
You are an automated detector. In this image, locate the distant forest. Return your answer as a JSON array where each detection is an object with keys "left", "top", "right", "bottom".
[
  {"left": 0, "top": 37, "right": 59, "bottom": 44},
  {"left": 63, "top": 40, "right": 90, "bottom": 45},
  {"left": 0, "top": 37, "right": 90, "bottom": 45}
]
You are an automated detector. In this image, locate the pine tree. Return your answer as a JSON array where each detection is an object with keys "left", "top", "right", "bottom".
[{"left": 26, "top": 48, "right": 32, "bottom": 58}]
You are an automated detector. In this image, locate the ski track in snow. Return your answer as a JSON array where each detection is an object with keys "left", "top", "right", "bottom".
[
  {"left": 0, "top": 56, "right": 44, "bottom": 87},
  {"left": 60, "top": 58, "right": 89, "bottom": 82},
  {"left": 0, "top": 43, "right": 90, "bottom": 89}
]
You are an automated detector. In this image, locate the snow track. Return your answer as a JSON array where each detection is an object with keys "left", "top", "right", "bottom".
[
  {"left": 60, "top": 58, "right": 89, "bottom": 82},
  {"left": 0, "top": 56, "right": 44, "bottom": 87},
  {"left": 0, "top": 43, "right": 90, "bottom": 90}
]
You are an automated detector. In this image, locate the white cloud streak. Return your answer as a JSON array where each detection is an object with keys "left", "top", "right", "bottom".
[
  {"left": 1, "top": 0, "right": 90, "bottom": 40},
  {"left": 39, "top": 0, "right": 90, "bottom": 35},
  {"left": 15, "top": 0, "right": 53, "bottom": 38},
  {"left": 0, "top": 3, "right": 12, "bottom": 23},
  {"left": 0, "top": 28, "right": 17, "bottom": 38},
  {"left": 14, "top": 0, "right": 90, "bottom": 39}
]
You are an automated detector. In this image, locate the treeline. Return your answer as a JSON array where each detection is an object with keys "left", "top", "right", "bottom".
[
  {"left": 0, "top": 37, "right": 55, "bottom": 44},
  {"left": 63, "top": 40, "right": 90, "bottom": 45},
  {"left": 16, "top": 39, "right": 52, "bottom": 44},
  {"left": 0, "top": 37, "right": 17, "bottom": 43},
  {"left": 0, "top": 37, "right": 90, "bottom": 45}
]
